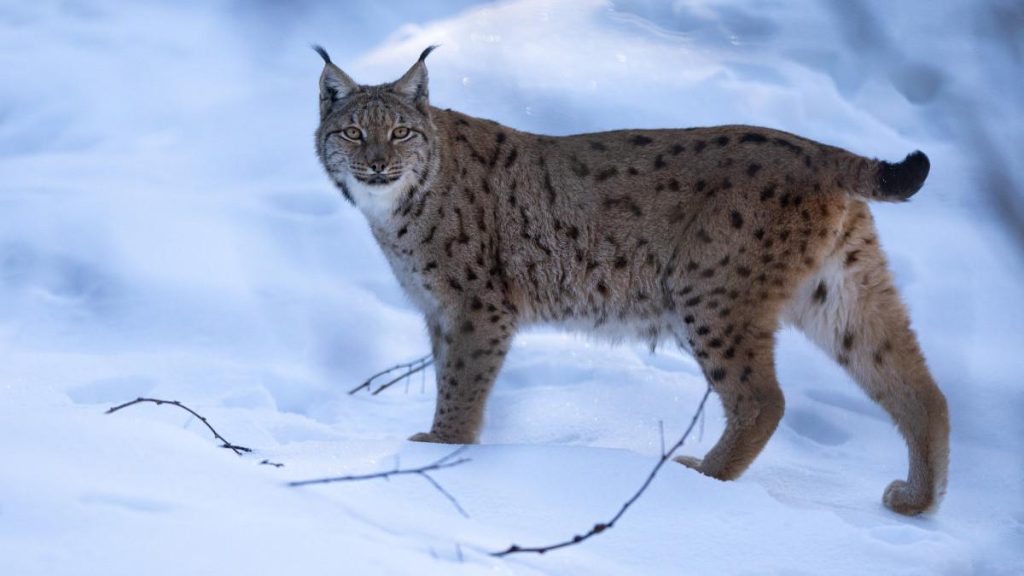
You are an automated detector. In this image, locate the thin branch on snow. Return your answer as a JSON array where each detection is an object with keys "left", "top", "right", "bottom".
[
  {"left": 492, "top": 385, "right": 713, "bottom": 557},
  {"left": 289, "top": 447, "right": 471, "bottom": 517},
  {"left": 105, "top": 397, "right": 252, "bottom": 455},
  {"left": 348, "top": 354, "right": 435, "bottom": 395}
]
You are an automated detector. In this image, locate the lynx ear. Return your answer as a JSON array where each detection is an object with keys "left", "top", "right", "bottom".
[
  {"left": 314, "top": 45, "right": 358, "bottom": 112},
  {"left": 392, "top": 45, "right": 439, "bottom": 107}
]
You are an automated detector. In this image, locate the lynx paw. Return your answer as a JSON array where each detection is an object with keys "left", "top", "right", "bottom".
[
  {"left": 673, "top": 455, "right": 704, "bottom": 471},
  {"left": 883, "top": 480, "right": 934, "bottom": 516},
  {"left": 408, "top": 432, "right": 443, "bottom": 443},
  {"left": 407, "top": 431, "right": 471, "bottom": 444}
]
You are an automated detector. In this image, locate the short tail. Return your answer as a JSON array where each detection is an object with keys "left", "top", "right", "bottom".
[
  {"left": 833, "top": 150, "right": 930, "bottom": 202},
  {"left": 875, "top": 150, "right": 930, "bottom": 201}
]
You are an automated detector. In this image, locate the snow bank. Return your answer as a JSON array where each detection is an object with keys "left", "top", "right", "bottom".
[{"left": 1, "top": 1, "right": 1021, "bottom": 574}]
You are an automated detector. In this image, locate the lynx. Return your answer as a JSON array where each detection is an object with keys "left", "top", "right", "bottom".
[{"left": 313, "top": 46, "right": 949, "bottom": 515}]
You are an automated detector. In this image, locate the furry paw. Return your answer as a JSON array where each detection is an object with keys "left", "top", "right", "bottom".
[
  {"left": 408, "top": 432, "right": 443, "bottom": 443},
  {"left": 407, "top": 431, "right": 471, "bottom": 444},
  {"left": 883, "top": 480, "right": 933, "bottom": 516},
  {"left": 673, "top": 455, "right": 704, "bottom": 471}
]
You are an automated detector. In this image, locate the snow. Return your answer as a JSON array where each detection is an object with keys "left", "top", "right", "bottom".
[{"left": 1, "top": 0, "right": 1022, "bottom": 574}]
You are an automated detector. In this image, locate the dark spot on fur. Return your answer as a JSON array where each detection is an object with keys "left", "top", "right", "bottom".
[
  {"left": 570, "top": 155, "right": 590, "bottom": 178},
  {"left": 741, "top": 133, "right": 767, "bottom": 143},
  {"left": 696, "top": 179, "right": 706, "bottom": 192},
  {"left": 504, "top": 147, "right": 519, "bottom": 168},
  {"left": 567, "top": 226, "right": 580, "bottom": 240},
  {"left": 813, "top": 281, "right": 827, "bottom": 303},
  {"left": 630, "top": 135, "right": 653, "bottom": 146},
  {"left": 730, "top": 211, "right": 744, "bottom": 229},
  {"left": 709, "top": 367, "right": 727, "bottom": 382},
  {"left": 671, "top": 143, "right": 685, "bottom": 155},
  {"left": 668, "top": 179, "right": 680, "bottom": 192},
  {"left": 603, "top": 196, "right": 643, "bottom": 217},
  {"left": 654, "top": 155, "right": 666, "bottom": 170},
  {"left": 845, "top": 250, "right": 860, "bottom": 266},
  {"left": 842, "top": 331, "right": 854, "bottom": 350},
  {"left": 772, "top": 138, "right": 802, "bottom": 154},
  {"left": 694, "top": 140, "right": 707, "bottom": 153},
  {"left": 740, "top": 367, "right": 752, "bottom": 382},
  {"left": 627, "top": 166, "right": 639, "bottom": 176},
  {"left": 760, "top": 184, "right": 776, "bottom": 201},
  {"left": 716, "top": 135, "right": 730, "bottom": 146},
  {"left": 589, "top": 141, "right": 607, "bottom": 151},
  {"left": 747, "top": 163, "right": 761, "bottom": 177},
  {"left": 596, "top": 167, "right": 619, "bottom": 182}
]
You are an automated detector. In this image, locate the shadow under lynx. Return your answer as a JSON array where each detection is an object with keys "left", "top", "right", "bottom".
[{"left": 313, "top": 46, "right": 949, "bottom": 516}]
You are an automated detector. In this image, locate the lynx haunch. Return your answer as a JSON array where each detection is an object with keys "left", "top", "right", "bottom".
[{"left": 313, "top": 46, "right": 949, "bottom": 516}]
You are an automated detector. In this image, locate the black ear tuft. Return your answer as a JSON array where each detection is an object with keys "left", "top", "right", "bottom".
[
  {"left": 313, "top": 44, "right": 332, "bottom": 65},
  {"left": 418, "top": 44, "right": 440, "bottom": 63}
]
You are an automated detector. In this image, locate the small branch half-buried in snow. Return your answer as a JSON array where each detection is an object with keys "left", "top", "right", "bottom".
[
  {"left": 348, "top": 353, "right": 434, "bottom": 395},
  {"left": 492, "top": 384, "right": 713, "bottom": 557},
  {"left": 289, "top": 447, "right": 471, "bottom": 517},
  {"left": 106, "top": 397, "right": 252, "bottom": 455}
]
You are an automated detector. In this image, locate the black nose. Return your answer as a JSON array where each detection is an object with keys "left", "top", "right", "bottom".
[{"left": 370, "top": 161, "right": 387, "bottom": 173}]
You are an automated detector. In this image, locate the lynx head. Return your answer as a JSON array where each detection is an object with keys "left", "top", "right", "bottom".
[{"left": 314, "top": 45, "right": 440, "bottom": 216}]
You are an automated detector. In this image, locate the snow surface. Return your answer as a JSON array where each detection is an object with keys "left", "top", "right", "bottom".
[{"left": 1, "top": 0, "right": 1022, "bottom": 574}]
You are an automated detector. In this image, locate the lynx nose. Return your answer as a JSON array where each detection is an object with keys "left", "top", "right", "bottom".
[{"left": 369, "top": 160, "right": 387, "bottom": 174}]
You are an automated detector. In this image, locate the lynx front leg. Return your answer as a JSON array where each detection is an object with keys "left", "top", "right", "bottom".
[{"left": 409, "top": 309, "right": 514, "bottom": 444}]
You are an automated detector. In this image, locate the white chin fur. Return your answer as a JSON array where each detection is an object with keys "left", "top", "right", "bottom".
[{"left": 346, "top": 173, "right": 410, "bottom": 222}]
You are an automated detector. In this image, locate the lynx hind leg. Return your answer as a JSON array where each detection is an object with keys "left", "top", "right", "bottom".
[
  {"left": 785, "top": 205, "right": 949, "bottom": 515},
  {"left": 674, "top": 310, "right": 786, "bottom": 481}
]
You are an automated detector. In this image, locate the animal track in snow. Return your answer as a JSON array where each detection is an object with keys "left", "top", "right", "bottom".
[{"left": 785, "top": 408, "right": 851, "bottom": 446}]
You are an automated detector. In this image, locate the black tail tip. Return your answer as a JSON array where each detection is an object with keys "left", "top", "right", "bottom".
[{"left": 878, "top": 150, "right": 930, "bottom": 200}]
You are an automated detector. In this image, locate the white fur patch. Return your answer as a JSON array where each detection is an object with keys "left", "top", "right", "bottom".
[
  {"left": 783, "top": 257, "right": 856, "bottom": 349},
  {"left": 346, "top": 173, "right": 411, "bottom": 224}
]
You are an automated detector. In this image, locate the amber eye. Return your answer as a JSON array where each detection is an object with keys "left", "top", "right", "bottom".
[
  {"left": 342, "top": 126, "right": 363, "bottom": 140},
  {"left": 392, "top": 126, "right": 411, "bottom": 140}
]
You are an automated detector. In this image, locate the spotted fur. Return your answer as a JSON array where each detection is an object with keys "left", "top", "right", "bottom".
[{"left": 313, "top": 47, "right": 949, "bottom": 516}]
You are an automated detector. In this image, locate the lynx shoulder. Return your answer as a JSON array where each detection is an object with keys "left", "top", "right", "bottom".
[{"left": 313, "top": 46, "right": 948, "bottom": 516}]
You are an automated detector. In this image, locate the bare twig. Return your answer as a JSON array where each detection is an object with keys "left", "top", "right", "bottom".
[
  {"left": 348, "top": 354, "right": 434, "bottom": 395},
  {"left": 106, "top": 397, "right": 252, "bottom": 455},
  {"left": 289, "top": 447, "right": 471, "bottom": 517},
  {"left": 493, "top": 385, "right": 713, "bottom": 556},
  {"left": 260, "top": 459, "right": 285, "bottom": 468}
]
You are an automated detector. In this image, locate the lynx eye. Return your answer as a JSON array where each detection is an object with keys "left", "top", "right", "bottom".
[
  {"left": 342, "top": 126, "right": 363, "bottom": 141},
  {"left": 391, "top": 126, "right": 411, "bottom": 140}
]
